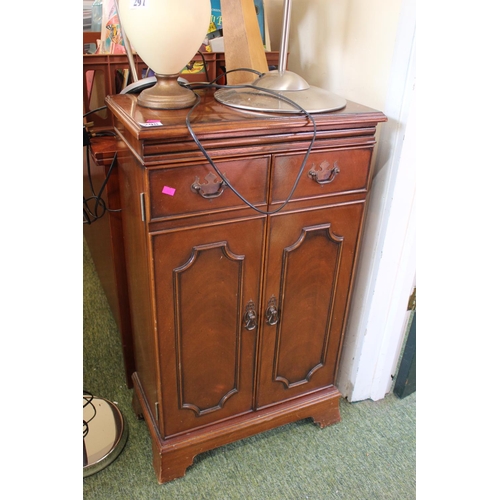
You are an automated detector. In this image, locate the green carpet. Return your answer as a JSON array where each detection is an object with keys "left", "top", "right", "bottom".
[{"left": 83, "top": 238, "right": 416, "bottom": 499}]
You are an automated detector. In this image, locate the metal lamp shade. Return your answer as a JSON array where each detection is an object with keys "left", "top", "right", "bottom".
[{"left": 215, "top": 0, "right": 346, "bottom": 114}]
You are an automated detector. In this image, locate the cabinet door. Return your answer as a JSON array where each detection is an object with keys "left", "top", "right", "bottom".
[
  {"left": 152, "top": 217, "right": 265, "bottom": 436},
  {"left": 257, "top": 202, "right": 365, "bottom": 408}
]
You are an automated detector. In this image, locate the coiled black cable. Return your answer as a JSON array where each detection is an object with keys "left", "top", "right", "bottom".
[
  {"left": 83, "top": 391, "right": 96, "bottom": 439},
  {"left": 83, "top": 113, "right": 121, "bottom": 224},
  {"left": 83, "top": 148, "right": 120, "bottom": 224}
]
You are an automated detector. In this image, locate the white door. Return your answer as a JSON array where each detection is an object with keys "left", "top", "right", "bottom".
[{"left": 336, "top": 0, "right": 416, "bottom": 401}]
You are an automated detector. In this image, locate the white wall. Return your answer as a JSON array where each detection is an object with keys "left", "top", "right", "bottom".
[
  {"left": 264, "top": 0, "right": 415, "bottom": 401},
  {"left": 265, "top": 0, "right": 402, "bottom": 110}
]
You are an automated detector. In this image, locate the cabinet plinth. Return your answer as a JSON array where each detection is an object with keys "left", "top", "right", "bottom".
[{"left": 106, "top": 91, "right": 386, "bottom": 484}]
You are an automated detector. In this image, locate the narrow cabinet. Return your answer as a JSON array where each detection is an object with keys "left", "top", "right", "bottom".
[{"left": 106, "top": 92, "right": 386, "bottom": 483}]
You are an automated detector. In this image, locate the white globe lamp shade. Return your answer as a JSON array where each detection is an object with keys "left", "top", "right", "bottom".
[{"left": 118, "top": 0, "right": 211, "bottom": 109}]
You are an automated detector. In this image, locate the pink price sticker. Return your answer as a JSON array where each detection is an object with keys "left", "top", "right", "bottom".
[{"left": 162, "top": 186, "right": 176, "bottom": 196}]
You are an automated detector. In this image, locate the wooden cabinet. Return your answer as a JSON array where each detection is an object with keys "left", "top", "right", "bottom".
[
  {"left": 83, "top": 136, "right": 135, "bottom": 387},
  {"left": 258, "top": 203, "right": 365, "bottom": 409},
  {"left": 106, "top": 92, "right": 386, "bottom": 483},
  {"left": 152, "top": 217, "right": 265, "bottom": 437}
]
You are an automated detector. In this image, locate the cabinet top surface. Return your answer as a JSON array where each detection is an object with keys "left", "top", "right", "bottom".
[{"left": 105, "top": 91, "right": 387, "bottom": 143}]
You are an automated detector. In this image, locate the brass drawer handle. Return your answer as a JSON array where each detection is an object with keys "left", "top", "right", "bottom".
[
  {"left": 191, "top": 172, "right": 227, "bottom": 199},
  {"left": 266, "top": 296, "right": 279, "bottom": 326},
  {"left": 308, "top": 160, "right": 340, "bottom": 185},
  {"left": 243, "top": 300, "right": 257, "bottom": 331}
]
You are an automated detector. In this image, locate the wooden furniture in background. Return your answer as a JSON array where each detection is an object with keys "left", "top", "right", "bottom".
[
  {"left": 83, "top": 31, "right": 102, "bottom": 46},
  {"left": 83, "top": 136, "right": 135, "bottom": 387},
  {"left": 105, "top": 90, "right": 386, "bottom": 483}
]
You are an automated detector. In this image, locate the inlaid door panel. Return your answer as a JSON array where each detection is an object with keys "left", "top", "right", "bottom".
[
  {"left": 257, "top": 202, "right": 365, "bottom": 408},
  {"left": 152, "top": 217, "right": 265, "bottom": 436}
]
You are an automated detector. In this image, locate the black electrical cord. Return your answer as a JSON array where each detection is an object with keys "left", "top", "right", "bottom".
[
  {"left": 83, "top": 391, "right": 96, "bottom": 439},
  {"left": 83, "top": 108, "right": 122, "bottom": 224},
  {"left": 185, "top": 78, "right": 317, "bottom": 216},
  {"left": 82, "top": 68, "right": 317, "bottom": 217},
  {"left": 83, "top": 105, "right": 107, "bottom": 119},
  {"left": 83, "top": 141, "right": 121, "bottom": 224},
  {"left": 85, "top": 141, "right": 97, "bottom": 196},
  {"left": 197, "top": 50, "right": 209, "bottom": 80},
  {"left": 178, "top": 67, "right": 263, "bottom": 87},
  {"left": 208, "top": 67, "right": 263, "bottom": 86}
]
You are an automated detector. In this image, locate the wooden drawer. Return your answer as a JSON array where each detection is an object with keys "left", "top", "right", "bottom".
[
  {"left": 148, "top": 157, "right": 270, "bottom": 221},
  {"left": 271, "top": 148, "right": 373, "bottom": 205}
]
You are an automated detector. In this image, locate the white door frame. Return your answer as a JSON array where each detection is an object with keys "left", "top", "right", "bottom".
[{"left": 336, "top": 0, "right": 416, "bottom": 401}]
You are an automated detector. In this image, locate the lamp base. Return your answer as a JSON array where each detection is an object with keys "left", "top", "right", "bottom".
[
  {"left": 214, "top": 70, "right": 347, "bottom": 114},
  {"left": 83, "top": 396, "right": 128, "bottom": 477},
  {"left": 214, "top": 85, "right": 347, "bottom": 114},
  {"left": 137, "top": 74, "right": 197, "bottom": 109}
]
